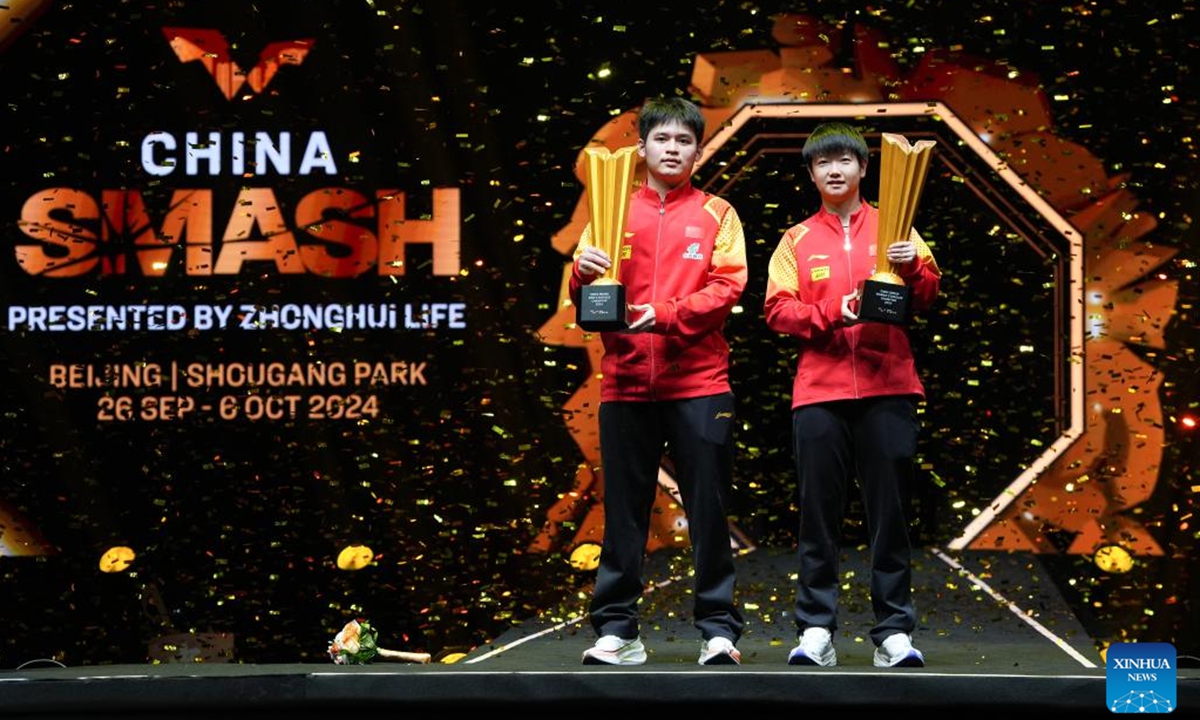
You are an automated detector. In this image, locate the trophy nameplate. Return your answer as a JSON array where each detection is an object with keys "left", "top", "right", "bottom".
[
  {"left": 858, "top": 273, "right": 911, "bottom": 325},
  {"left": 578, "top": 280, "right": 628, "bottom": 332}
]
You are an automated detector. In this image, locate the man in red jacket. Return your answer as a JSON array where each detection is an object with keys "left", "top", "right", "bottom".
[
  {"left": 764, "top": 122, "right": 940, "bottom": 668},
  {"left": 572, "top": 96, "right": 747, "bottom": 666}
]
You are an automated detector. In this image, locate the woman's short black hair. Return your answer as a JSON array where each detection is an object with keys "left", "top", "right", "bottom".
[{"left": 801, "top": 122, "right": 869, "bottom": 167}]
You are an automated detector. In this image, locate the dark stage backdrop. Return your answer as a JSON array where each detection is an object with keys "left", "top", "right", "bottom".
[{"left": 0, "top": 0, "right": 1196, "bottom": 666}]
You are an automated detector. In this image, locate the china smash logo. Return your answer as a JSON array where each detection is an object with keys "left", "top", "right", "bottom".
[
  {"left": 14, "top": 28, "right": 460, "bottom": 279},
  {"left": 163, "top": 27, "right": 313, "bottom": 101}
]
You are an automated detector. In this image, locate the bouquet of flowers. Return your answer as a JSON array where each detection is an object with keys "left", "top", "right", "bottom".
[{"left": 328, "top": 619, "right": 431, "bottom": 664}]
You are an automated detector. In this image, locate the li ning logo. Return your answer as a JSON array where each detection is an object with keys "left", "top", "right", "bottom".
[{"left": 163, "top": 27, "right": 314, "bottom": 100}]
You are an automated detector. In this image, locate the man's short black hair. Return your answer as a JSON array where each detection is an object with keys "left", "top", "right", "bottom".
[
  {"left": 802, "top": 122, "right": 869, "bottom": 167},
  {"left": 637, "top": 96, "right": 705, "bottom": 143}
]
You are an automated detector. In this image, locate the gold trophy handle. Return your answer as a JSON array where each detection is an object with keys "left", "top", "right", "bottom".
[
  {"left": 859, "top": 133, "right": 935, "bottom": 324},
  {"left": 576, "top": 145, "right": 638, "bottom": 331},
  {"left": 869, "top": 270, "right": 905, "bottom": 285},
  {"left": 584, "top": 145, "right": 639, "bottom": 281},
  {"left": 873, "top": 134, "right": 935, "bottom": 285}
]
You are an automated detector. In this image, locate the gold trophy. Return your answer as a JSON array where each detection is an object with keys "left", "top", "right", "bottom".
[
  {"left": 859, "top": 132, "right": 936, "bottom": 324},
  {"left": 576, "top": 145, "right": 639, "bottom": 331}
]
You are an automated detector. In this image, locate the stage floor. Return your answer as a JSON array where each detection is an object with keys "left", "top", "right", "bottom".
[{"left": 2, "top": 547, "right": 1197, "bottom": 717}]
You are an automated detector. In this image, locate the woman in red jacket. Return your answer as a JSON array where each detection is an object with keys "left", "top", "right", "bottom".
[{"left": 764, "top": 122, "right": 940, "bottom": 668}]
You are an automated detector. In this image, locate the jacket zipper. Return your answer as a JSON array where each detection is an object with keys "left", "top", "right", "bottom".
[
  {"left": 842, "top": 217, "right": 860, "bottom": 398},
  {"left": 648, "top": 194, "right": 666, "bottom": 399}
]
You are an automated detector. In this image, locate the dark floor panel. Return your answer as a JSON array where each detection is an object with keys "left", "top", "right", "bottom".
[
  {"left": 467, "top": 546, "right": 1102, "bottom": 673},
  {"left": 1, "top": 547, "right": 1196, "bottom": 717}
]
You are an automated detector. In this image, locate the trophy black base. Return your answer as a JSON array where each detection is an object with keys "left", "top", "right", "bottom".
[
  {"left": 577, "top": 283, "right": 628, "bottom": 332},
  {"left": 858, "top": 278, "right": 911, "bottom": 325}
]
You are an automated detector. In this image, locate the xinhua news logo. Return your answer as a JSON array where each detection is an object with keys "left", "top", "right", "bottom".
[{"left": 1107, "top": 642, "right": 1176, "bottom": 713}]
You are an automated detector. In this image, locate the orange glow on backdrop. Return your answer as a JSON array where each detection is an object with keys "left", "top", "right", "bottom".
[{"left": 536, "top": 13, "right": 1178, "bottom": 565}]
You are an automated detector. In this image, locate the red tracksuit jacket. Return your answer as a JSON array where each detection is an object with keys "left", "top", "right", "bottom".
[
  {"left": 764, "top": 201, "right": 940, "bottom": 408},
  {"left": 570, "top": 182, "right": 748, "bottom": 402}
]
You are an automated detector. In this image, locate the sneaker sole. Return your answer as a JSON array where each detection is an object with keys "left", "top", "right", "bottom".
[
  {"left": 700, "top": 653, "right": 741, "bottom": 666},
  {"left": 582, "top": 652, "right": 646, "bottom": 666},
  {"left": 874, "top": 653, "right": 925, "bottom": 668},
  {"left": 787, "top": 651, "right": 836, "bottom": 667}
]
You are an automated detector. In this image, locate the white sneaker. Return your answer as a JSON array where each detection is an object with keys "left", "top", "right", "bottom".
[
  {"left": 787, "top": 627, "right": 836, "bottom": 666},
  {"left": 873, "top": 633, "right": 925, "bottom": 668},
  {"left": 697, "top": 636, "right": 741, "bottom": 666},
  {"left": 582, "top": 635, "right": 647, "bottom": 665}
]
